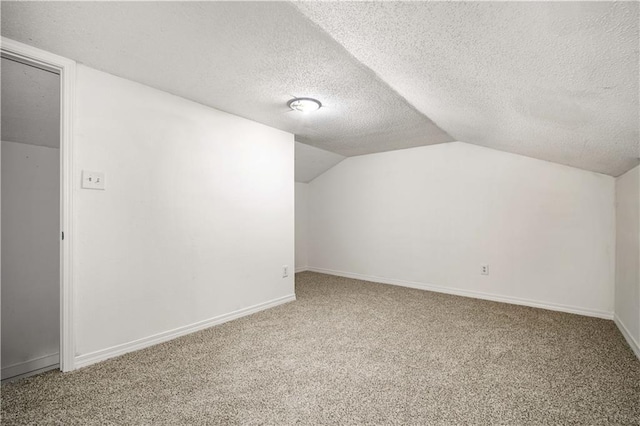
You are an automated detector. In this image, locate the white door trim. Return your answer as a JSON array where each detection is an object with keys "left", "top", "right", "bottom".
[{"left": 1, "top": 37, "right": 76, "bottom": 372}]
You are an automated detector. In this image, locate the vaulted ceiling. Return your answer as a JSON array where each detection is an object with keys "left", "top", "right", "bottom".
[
  {"left": 1, "top": 57, "right": 60, "bottom": 148},
  {"left": 2, "top": 1, "right": 638, "bottom": 177}
]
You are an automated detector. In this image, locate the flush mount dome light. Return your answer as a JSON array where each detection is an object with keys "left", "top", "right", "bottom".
[{"left": 288, "top": 97, "right": 322, "bottom": 113}]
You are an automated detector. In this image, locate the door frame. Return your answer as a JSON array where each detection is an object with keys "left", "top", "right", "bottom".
[{"left": 1, "top": 37, "right": 76, "bottom": 372}]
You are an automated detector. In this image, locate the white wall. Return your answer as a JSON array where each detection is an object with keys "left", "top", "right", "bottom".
[
  {"left": 73, "top": 66, "right": 294, "bottom": 363},
  {"left": 1, "top": 141, "right": 60, "bottom": 377},
  {"left": 615, "top": 165, "right": 640, "bottom": 357},
  {"left": 295, "top": 182, "right": 309, "bottom": 271},
  {"left": 295, "top": 142, "right": 344, "bottom": 183},
  {"left": 308, "top": 142, "right": 615, "bottom": 317}
]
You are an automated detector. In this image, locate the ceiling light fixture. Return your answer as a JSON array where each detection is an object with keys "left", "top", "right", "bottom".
[{"left": 288, "top": 97, "right": 322, "bottom": 113}]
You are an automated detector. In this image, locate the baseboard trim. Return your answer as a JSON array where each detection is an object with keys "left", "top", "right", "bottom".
[
  {"left": 614, "top": 315, "right": 640, "bottom": 361},
  {"left": 75, "top": 293, "right": 296, "bottom": 369},
  {"left": 1, "top": 353, "right": 59, "bottom": 380},
  {"left": 307, "top": 267, "right": 613, "bottom": 320},
  {"left": 295, "top": 267, "right": 309, "bottom": 273}
]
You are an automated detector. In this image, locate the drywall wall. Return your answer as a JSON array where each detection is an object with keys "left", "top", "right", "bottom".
[
  {"left": 73, "top": 65, "right": 294, "bottom": 363},
  {"left": 615, "top": 165, "right": 640, "bottom": 357},
  {"left": 1, "top": 141, "right": 60, "bottom": 378},
  {"left": 308, "top": 142, "right": 615, "bottom": 317},
  {"left": 295, "top": 182, "right": 309, "bottom": 271},
  {"left": 295, "top": 142, "right": 344, "bottom": 183}
]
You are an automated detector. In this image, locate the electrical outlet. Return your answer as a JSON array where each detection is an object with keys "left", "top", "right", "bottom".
[
  {"left": 481, "top": 264, "right": 489, "bottom": 275},
  {"left": 282, "top": 265, "right": 289, "bottom": 278}
]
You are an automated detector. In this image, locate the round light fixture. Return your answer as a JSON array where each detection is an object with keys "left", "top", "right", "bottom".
[{"left": 288, "top": 97, "right": 322, "bottom": 113}]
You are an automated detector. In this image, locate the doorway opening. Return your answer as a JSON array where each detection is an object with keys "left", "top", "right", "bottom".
[
  {"left": 1, "top": 38, "right": 76, "bottom": 377},
  {"left": 1, "top": 55, "right": 61, "bottom": 381}
]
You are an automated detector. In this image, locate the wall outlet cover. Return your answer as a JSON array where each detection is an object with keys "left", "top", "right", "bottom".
[{"left": 481, "top": 264, "right": 489, "bottom": 275}]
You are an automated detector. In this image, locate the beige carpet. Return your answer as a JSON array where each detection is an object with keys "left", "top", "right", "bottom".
[{"left": 2, "top": 272, "right": 639, "bottom": 425}]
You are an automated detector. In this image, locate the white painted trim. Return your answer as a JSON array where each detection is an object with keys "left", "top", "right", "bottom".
[
  {"left": 295, "top": 267, "right": 309, "bottom": 273},
  {"left": 1, "top": 37, "right": 77, "bottom": 372},
  {"left": 75, "top": 294, "right": 296, "bottom": 369},
  {"left": 614, "top": 315, "right": 640, "bottom": 361},
  {"left": 307, "top": 267, "right": 614, "bottom": 320},
  {"left": 1, "top": 353, "right": 59, "bottom": 381},
  {"left": 1, "top": 363, "right": 59, "bottom": 384}
]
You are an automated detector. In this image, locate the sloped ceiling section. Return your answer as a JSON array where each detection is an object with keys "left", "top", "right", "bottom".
[
  {"left": 295, "top": 141, "right": 344, "bottom": 183},
  {"left": 1, "top": 57, "right": 60, "bottom": 148},
  {"left": 2, "top": 2, "right": 638, "bottom": 176},
  {"left": 0, "top": 1, "right": 452, "bottom": 158},
  {"left": 295, "top": 1, "right": 639, "bottom": 177}
]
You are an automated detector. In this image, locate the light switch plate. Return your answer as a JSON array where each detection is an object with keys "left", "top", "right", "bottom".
[{"left": 82, "top": 170, "right": 105, "bottom": 190}]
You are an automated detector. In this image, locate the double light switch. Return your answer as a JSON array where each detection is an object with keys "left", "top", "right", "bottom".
[{"left": 82, "top": 170, "right": 105, "bottom": 190}]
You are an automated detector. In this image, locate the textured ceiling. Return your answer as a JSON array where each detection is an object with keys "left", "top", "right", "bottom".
[
  {"left": 294, "top": 1, "right": 639, "bottom": 177},
  {"left": 295, "top": 141, "right": 344, "bottom": 183},
  {"left": 0, "top": 1, "right": 452, "bottom": 158},
  {"left": 2, "top": 2, "right": 638, "bottom": 176},
  {"left": 1, "top": 57, "right": 60, "bottom": 148}
]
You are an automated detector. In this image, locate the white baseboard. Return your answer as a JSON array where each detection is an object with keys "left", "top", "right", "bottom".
[
  {"left": 75, "top": 294, "right": 296, "bottom": 369},
  {"left": 614, "top": 315, "right": 640, "bottom": 361},
  {"left": 1, "top": 353, "right": 59, "bottom": 380},
  {"left": 307, "top": 267, "right": 613, "bottom": 320},
  {"left": 295, "top": 266, "right": 309, "bottom": 273}
]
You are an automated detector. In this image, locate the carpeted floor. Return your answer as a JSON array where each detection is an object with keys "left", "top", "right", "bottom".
[{"left": 2, "top": 272, "right": 639, "bottom": 425}]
